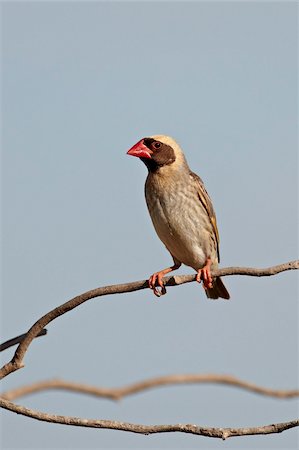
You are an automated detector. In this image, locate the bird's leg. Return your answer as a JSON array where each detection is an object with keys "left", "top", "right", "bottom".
[
  {"left": 196, "top": 258, "right": 213, "bottom": 290},
  {"left": 149, "top": 261, "right": 181, "bottom": 297}
]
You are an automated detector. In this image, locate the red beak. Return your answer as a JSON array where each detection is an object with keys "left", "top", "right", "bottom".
[{"left": 127, "top": 139, "right": 152, "bottom": 159}]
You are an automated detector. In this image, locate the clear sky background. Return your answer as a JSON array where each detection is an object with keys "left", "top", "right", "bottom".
[{"left": 1, "top": 1, "right": 298, "bottom": 449}]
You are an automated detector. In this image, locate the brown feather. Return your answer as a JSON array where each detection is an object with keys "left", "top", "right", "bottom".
[{"left": 189, "top": 171, "right": 220, "bottom": 262}]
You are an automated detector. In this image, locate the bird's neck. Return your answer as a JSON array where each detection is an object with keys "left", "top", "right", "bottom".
[{"left": 146, "top": 160, "right": 190, "bottom": 192}]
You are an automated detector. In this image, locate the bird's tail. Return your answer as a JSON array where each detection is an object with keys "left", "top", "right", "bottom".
[{"left": 206, "top": 277, "right": 230, "bottom": 300}]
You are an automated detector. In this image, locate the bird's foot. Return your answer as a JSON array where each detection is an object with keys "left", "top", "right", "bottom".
[
  {"left": 148, "top": 270, "right": 168, "bottom": 297},
  {"left": 196, "top": 259, "right": 213, "bottom": 290},
  {"left": 148, "top": 261, "right": 181, "bottom": 297}
]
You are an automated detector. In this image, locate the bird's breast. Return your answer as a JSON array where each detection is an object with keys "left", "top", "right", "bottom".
[{"left": 145, "top": 174, "right": 216, "bottom": 269}]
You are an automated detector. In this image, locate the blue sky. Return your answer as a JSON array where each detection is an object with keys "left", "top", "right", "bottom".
[{"left": 1, "top": 1, "right": 298, "bottom": 449}]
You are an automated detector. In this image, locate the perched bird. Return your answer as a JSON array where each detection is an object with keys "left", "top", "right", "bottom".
[{"left": 127, "top": 135, "right": 230, "bottom": 300}]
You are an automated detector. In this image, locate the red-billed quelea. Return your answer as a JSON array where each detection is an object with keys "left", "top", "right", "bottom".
[{"left": 127, "top": 135, "right": 230, "bottom": 300}]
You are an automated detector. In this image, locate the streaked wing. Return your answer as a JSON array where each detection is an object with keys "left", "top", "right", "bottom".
[{"left": 189, "top": 171, "right": 220, "bottom": 262}]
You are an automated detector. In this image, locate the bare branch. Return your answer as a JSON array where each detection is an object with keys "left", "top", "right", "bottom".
[
  {"left": 0, "top": 329, "right": 47, "bottom": 352},
  {"left": 2, "top": 374, "right": 299, "bottom": 401},
  {"left": 1, "top": 260, "right": 298, "bottom": 439},
  {"left": 0, "top": 397, "right": 298, "bottom": 439},
  {"left": 1, "top": 260, "right": 298, "bottom": 380}
]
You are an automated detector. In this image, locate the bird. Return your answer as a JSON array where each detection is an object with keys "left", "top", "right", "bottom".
[{"left": 127, "top": 135, "right": 230, "bottom": 300}]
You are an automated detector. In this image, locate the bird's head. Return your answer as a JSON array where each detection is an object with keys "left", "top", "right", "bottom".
[{"left": 127, "top": 135, "right": 187, "bottom": 172}]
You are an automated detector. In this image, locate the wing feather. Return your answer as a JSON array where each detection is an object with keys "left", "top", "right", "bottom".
[{"left": 189, "top": 171, "right": 220, "bottom": 262}]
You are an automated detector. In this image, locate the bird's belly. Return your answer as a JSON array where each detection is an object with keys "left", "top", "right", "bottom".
[{"left": 148, "top": 196, "right": 212, "bottom": 270}]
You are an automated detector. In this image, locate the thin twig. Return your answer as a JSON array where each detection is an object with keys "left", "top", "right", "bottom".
[
  {"left": 2, "top": 374, "right": 298, "bottom": 401},
  {"left": 1, "top": 260, "right": 298, "bottom": 380},
  {"left": 0, "top": 397, "right": 298, "bottom": 439},
  {"left": 0, "top": 329, "right": 47, "bottom": 352}
]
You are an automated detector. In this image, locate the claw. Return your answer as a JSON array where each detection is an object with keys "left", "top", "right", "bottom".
[
  {"left": 153, "top": 285, "right": 167, "bottom": 297},
  {"left": 196, "top": 259, "right": 213, "bottom": 290},
  {"left": 149, "top": 272, "right": 167, "bottom": 297},
  {"left": 196, "top": 270, "right": 202, "bottom": 284}
]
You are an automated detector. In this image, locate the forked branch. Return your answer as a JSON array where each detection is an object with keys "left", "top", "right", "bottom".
[
  {"left": 1, "top": 260, "right": 298, "bottom": 380},
  {"left": 1, "top": 260, "right": 298, "bottom": 440},
  {"left": 0, "top": 330, "right": 47, "bottom": 352}
]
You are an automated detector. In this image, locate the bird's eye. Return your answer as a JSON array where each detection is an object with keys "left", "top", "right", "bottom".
[{"left": 153, "top": 142, "right": 161, "bottom": 149}]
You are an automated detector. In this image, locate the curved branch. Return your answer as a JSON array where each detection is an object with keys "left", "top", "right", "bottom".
[
  {"left": 2, "top": 373, "right": 298, "bottom": 401},
  {"left": 1, "top": 260, "right": 298, "bottom": 380},
  {"left": 0, "top": 397, "right": 298, "bottom": 439}
]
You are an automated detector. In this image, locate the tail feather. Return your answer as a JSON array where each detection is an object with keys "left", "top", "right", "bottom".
[{"left": 206, "top": 277, "right": 230, "bottom": 300}]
